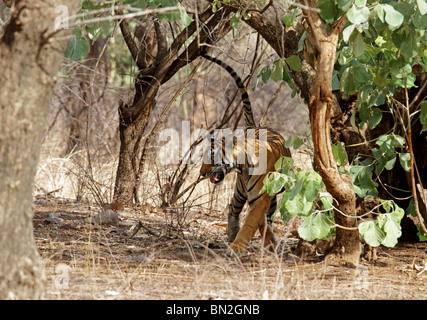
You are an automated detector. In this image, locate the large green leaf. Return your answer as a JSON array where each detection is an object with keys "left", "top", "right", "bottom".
[
  {"left": 298, "top": 212, "right": 333, "bottom": 242},
  {"left": 378, "top": 214, "right": 401, "bottom": 247},
  {"left": 359, "top": 200, "right": 404, "bottom": 247},
  {"left": 347, "top": 5, "right": 370, "bottom": 24},
  {"left": 417, "top": 0, "right": 427, "bottom": 15},
  {"left": 382, "top": 4, "right": 404, "bottom": 29},
  {"left": 359, "top": 221, "right": 385, "bottom": 247}
]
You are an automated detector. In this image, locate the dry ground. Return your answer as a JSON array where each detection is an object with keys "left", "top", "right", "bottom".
[{"left": 33, "top": 197, "right": 427, "bottom": 300}]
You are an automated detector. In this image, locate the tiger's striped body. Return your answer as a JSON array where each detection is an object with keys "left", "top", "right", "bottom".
[{"left": 200, "top": 53, "right": 291, "bottom": 254}]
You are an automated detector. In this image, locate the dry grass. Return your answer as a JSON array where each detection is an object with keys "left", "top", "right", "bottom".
[{"left": 33, "top": 196, "right": 427, "bottom": 300}]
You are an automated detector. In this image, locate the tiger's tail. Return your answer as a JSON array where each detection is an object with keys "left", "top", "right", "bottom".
[{"left": 201, "top": 52, "right": 256, "bottom": 128}]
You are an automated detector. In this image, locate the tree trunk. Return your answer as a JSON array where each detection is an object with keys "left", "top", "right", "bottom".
[
  {"left": 112, "top": 99, "right": 154, "bottom": 209},
  {"left": 301, "top": 1, "right": 361, "bottom": 266},
  {"left": 0, "top": 0, "right": 79, "bottom": 298}
]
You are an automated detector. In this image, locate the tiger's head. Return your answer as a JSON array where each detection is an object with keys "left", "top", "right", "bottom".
[{"left": 199, "top": 133, "right": 243, "bottom": 185}]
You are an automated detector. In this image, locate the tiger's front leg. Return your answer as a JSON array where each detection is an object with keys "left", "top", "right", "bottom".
[
  {"left": 229, "top": 192, "right": 276, "bottom": 254},
  {"left": 228, "top": 177, "right": 247, "bottom": 243}
]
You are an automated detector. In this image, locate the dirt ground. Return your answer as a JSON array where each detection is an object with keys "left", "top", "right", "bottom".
[{"left": 33, "top": 197, "right": 427, "bottom": 300}]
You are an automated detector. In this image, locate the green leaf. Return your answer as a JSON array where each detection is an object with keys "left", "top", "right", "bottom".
[
  {"left": 338, "top": 0, "right": 353, "bottom": 11},
  {"left": 230, "top": 11, "right": 241, "bottom": 31},
  {"left": 382, "top": 4, "right": 404, "bottom": 29},
  {"left": 332, "top": 142, "right": 348, "bottom": 166},
  {"left": 271, "top": 59, "right": 285, "bottom": 82},
  {"left": 377, "top": 134, "right": 399, "bottom": 155},
  {"left": 282, "top": 193, "right": 304, "bottom": 216},
  {"left": 359, "top": 221, "right": 385, "bottom": 247},
  {"left": 390, "top": 134, "right": 406, "bottom": 148},
  {"left": 298, "top": 31, "right": 307, "bottom": 52},
  {"left": 65, "top": 34, "right": 90, "bottom": 60},
  {"left": 359, "top": 102, "right": 370, "bottom": 122},
  {"left": 179, "top": 3, "right": 193, "bottom": 27},
  {"left": 292, "top": 137, "right": 304, "bottom": 149},
  {"left": 347, "top": 5, "right": 370, "bottom": 25},
  {"left": 304, "top": 180, "right": 320, "bottom": 202},
  {"left": 261, "top": 172, "right": 287, "bottom": 196},
  {"left": 85, "top": 23, "right": 101, "bottom": 41},
  {"left": 100, "top": 20, "right": 114, "bottom": 36},
  {"left": 319, "top": 191, "right": 333, "bottom": 211},
  {"left": 260, "top": 66, "right": 271, "bottom": 84},
  {"left": 298, "top": 212, "right": 333, "bottom": 242},
  {"left": 359, "top": 201, "right": 404, "bottom": 247},
  {"left": 353, "top": 64, "right": 371, "bottom": 83},
  {"left": 355, "top": 0, "right": 367, "bottom": 7},
  {"left": 288, "top": 177, "right": 304, "bottom": 201},
  {"left": 378, "top": 214, "right": 402, "bottom": 247},
  {"left": 353, "top": 32, "right": 365, "bottom": 58},
  {"left": 420, "top": 101, "right": 427, "bottom": 132},
  {"left": 274, "top": 156, "right": 294, "bottom": 172},
  {"left": 282, "top": 8, "right": 298, "bottom": 27},
  {"left": 374, "top": 4, "right": 385, "bottom": 22},
  {"left": 286, "top": 55, "right": 302, "bottom": 72},
  {"left": 400, "top": 29, "right": 418, "bottom": 59},
  {"left": 398, "top": 153, "right": 411, "bottom": 172},
  {"left": 332, "top": 71, "right": 340, "bottom": 91},
  {"left": 349, "top": 159, "right": 378, "bottom": 198},
  {"left": 342, "top": 24, "right": 355, "bottom": 43},
  {"left": 284, "top": 136, "right": 293, "bottom": 148},
  {"left": 319, "top": 0, "right": 337, "bottom": 22},
  {"left": 340, "top": 67, "right": 357, "bottom": 95},
  {"left": 417, "top": 0, "right": 427, "bottom": 15},
  {"left": 368, "top": 108, "right": 382, "bottom": 129},
  {"left": 416, "top": 224, "right": 427, "bottom": 241}
]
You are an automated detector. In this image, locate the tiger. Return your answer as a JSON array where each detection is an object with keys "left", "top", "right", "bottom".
[{"left": 200, "top": 52, "right": 291, "bottom": 254}]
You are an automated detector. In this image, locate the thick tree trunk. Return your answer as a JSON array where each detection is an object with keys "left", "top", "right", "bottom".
[
  {"left": 0, "top": 0, "right": 78, "bottom": 298},
  {"left": 301, "top": 1, "right": 360, "bottom": 266}
]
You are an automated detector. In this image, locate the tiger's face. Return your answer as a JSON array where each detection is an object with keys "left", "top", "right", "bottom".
[
  {"left": 200, "top": 163, "right": 226, "bottom": 184},
  {"left": 199, "top": 137, "right": 240, "bottom": 185}
]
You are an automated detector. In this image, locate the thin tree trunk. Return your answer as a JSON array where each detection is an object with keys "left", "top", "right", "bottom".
[
  {"left": 112, "top": 98, "right": 155, "bottom": 209},
  {"left": 0, "top": 0, "right": 79, "bottom": 298}
]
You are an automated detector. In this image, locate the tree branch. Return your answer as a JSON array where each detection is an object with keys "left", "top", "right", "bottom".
[{"left": 154, "top": 18, "right": 167, "bottom": 65}]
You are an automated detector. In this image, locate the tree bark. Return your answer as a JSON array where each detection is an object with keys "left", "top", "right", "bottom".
[
  {"left": 0, "top": 0, "right": 79, "bottom": 298},
  {"left": 301, "top": 0, "right": 360, "bottom": 266}
]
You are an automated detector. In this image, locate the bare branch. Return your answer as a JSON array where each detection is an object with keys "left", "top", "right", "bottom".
[{"left": 117, "top": 10, "right": 140, "bottom": 66}]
